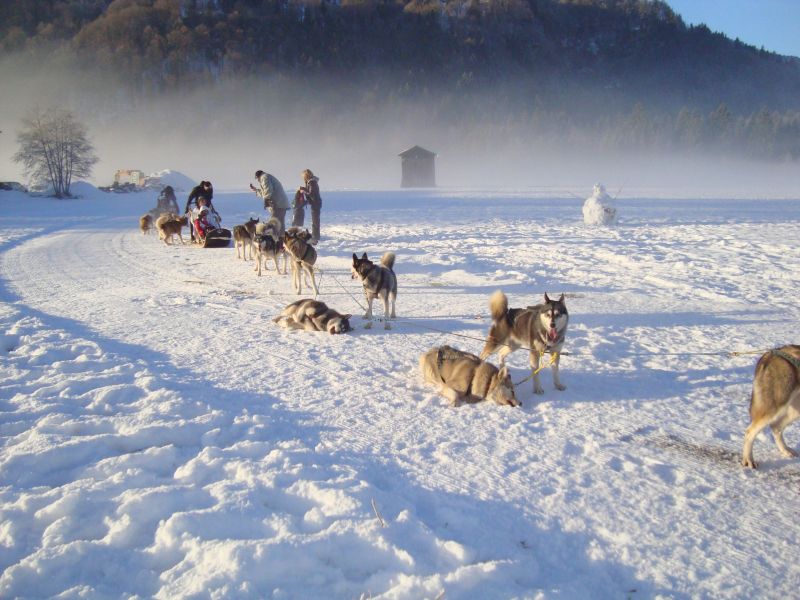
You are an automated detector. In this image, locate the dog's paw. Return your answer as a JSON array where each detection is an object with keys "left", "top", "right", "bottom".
[
  {"left": 534, "top": 387, "right": 545, "bottom": 395},
  {"left": 384, "top": 322, "right": 391, "bottom": 330},
  {"left": 555, "top": 383, "right": 566, "bottom": 391},
  {"left": 364, "top": 322, "right": 373, "bottom": 330},
  {"left": 742, "top": 457, "right": 758, "bottom": 469},
  {"left": 782, "top": 447, "right": 799, "bottom": 458}
]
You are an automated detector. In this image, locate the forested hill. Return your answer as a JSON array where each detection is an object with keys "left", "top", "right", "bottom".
[{"left": 2, "top": 0, "right": 800, "bottom": 113}]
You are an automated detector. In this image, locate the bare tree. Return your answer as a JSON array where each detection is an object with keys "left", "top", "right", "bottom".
[{"left": 13, "top": 108, "right": 98, "bottom": 198}]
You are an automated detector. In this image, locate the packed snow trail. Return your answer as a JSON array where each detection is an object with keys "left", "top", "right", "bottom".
[{"left": 1, "top": 189, "right": 799, "bottom": 598}]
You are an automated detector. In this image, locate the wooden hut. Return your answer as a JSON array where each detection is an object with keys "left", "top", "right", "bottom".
[{"left": 399, "top": 146, "right": 436, "bottom": 188}]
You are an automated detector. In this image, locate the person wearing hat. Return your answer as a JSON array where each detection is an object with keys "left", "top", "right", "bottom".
[
  {"left": 300, "top": 168, "right": 322, "bottom": 245},
  {"left": 250, "top": 170, "right": 289, "bottom": 232},
  {"left": 193, "top": 205, "right": 213, "bottom": 242},
  {"left": 185, "top": 181, "right": 219, "bottom": 242}
]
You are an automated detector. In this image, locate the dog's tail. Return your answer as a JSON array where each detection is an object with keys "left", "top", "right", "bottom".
[
  {"left": 489, "top": 290, "right": 508, "bottom": 322},
  {"left": 380, "top": 252, "right": 396, "bottom": 271}
]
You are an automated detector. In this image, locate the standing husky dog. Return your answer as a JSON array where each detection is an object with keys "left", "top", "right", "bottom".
[
  {"left": 742, "top": 345, "right": 800, "bottom": 468},
  {"left": 156, "top": 213, "right": 188, "bottom": 246},
  {"left": 480, "top": 291, "right": 568, "bottom": 395},
  {"left": 420, "top": 345, "right": 519, "bottom": 407},
  {"left": 351, "top": 252, "right": 397, "bottom": 330},
  {"left": 273, "top": 299, "right": 352, "bottom": 334},
  {"left": 253, "top": 218, "right": 285, "bottom": 276},
  {"left": 139, "top": 213, "right": 154, "bottom": 235},
  {"left": 284, "top": 227, "right": 318, "bottom": 295},
  {"left": 233, "top": 216, "right": 259, "bottom": 260}
]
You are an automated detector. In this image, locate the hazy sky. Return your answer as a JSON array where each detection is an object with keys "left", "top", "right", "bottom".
[{"left": 666, "top": 0, "right": 800, "bottom": 57}]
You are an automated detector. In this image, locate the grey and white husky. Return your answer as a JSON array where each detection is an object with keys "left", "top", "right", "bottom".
[
  {"left": 284, "top": 227, "right": 318, "bottom": 295},
  {"left": 351, "top": 252, "right": 397, "bottom": 329},
  {"left": 253, "top": 218, "right": 285, "bottom": 276},
  {"left": 420, "top": 345, "right": 519, "bottom": 407},
  {"left": 742, "top": 345, "right": 800, "bottom": 468},
  {"left": 233, "top": 216, "right": 259, "bottom": 260},
  {"left": 273, "top": 299, "right": 352, "bottom": 334},
  {"left": 480, "top": 290, "right": 569, "bottom": 395}
]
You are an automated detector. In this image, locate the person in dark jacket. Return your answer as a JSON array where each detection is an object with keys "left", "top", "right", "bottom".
[
  {"left": 292, "top": 187, "right": 306, "bottom": 228},
  {"left": 156, "top": 185, "right": 179, "bottom": 214},
  {"left": 300, "top": 169, "right": 322, "bottom": 244},
  {"left": 185, "top": 181, "right": 219, "bottom": 242}
]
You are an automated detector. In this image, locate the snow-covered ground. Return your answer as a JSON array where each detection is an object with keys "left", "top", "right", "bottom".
[{"left": 1, "top": 186, "right": 799, "bottom": 599}]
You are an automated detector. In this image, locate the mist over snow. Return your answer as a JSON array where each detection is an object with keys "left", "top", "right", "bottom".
[{"left": 2, "top": 53, "right": 800, "bottom": 195}]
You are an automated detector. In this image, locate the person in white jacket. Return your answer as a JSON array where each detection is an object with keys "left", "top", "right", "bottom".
[{"left": 250, "top": 170, "right": 289, "bottom": 231}]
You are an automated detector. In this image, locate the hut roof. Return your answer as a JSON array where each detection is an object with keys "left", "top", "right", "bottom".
[{"left": 398, "top": 145, "right": 436, "bottom": 159}]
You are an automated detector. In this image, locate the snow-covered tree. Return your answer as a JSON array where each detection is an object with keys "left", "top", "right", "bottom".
[{"left": 13, "top": 108, "right": 98, "bottom": 198}]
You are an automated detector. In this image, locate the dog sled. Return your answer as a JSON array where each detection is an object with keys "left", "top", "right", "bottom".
[{"left": 200, "top": 227, "right": 232, "bottom": 248}]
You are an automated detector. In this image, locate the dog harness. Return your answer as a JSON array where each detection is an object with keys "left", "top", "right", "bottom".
[{"left": 770, "top": 348, "right": 800, "bottom": 370}]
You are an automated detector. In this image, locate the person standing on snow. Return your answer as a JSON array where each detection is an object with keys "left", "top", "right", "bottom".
[
  {"left": 250, "top": 170, "right": 289, "bottom": 232},
  {"left": 299, "top": 169, "right": 322, "bottom": 245},
  {"left": 156, "top": 185, "right": 179, "bottom": 215}
]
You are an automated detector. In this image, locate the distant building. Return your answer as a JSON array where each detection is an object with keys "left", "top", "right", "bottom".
[
  {"left": 399, "top": 146, "right": 436, "bottom": 188},
  {"left": 114, "top": 169, "right": 146, "bottom": 187}
]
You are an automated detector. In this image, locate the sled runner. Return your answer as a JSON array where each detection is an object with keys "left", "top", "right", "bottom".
[{"left": 201, "top": 227, "right": 232, "bottom": 248}]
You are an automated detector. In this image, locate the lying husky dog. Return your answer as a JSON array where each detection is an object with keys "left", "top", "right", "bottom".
[
  {"left": 139, "top": 213, "right": 153, "bottom": 235},
  {"left": 273, "top": 299, "right": 352, "bottom": 334},
  {"left": 742, "top": 345, "right": 800, "bottom": 468},
  {"left": 253, "top": 218, "right": 285, "bottom": 276},
  {"left": 233, "top": 216, "right": 259, "bottom": 260},
  {"left": 351, "top": 252, "right": 397, "bottom": 329},
  {"left": 284, "top": 227, "right": 318, "bottom": 294},
  {"left": 420, "top": 345, "right": 519, "bottom": 407},
  {"left": 480, "top": 290, "right": 569, "bottom": 395},
  {"left": 156, "top": 213, "right": 188, "bottom": 246}
]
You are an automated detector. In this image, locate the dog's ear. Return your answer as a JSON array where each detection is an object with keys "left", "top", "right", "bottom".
[
  {"left": 544, "top": 292, "right": 551, "bottom": 303},
  {"left": 343, "top": 314, "right": 352, "bottom": 320},
  {"left": 361, "top": 252, "right": 368, "bottom": 260},
  {"left": 352, "top": 253, "right": 358, "bottom": 262},
  {"left": 558, "top": 293, "right": 565, "bottom": 303}
]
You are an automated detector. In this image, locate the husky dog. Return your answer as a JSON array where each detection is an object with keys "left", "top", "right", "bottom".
[
  {"left": 253, "top": 218, "right": 285, "bottom": 276},
  {"left": 139, "top": 213, "right": 154, "bottom": 235},
  {"left": 156, "top": 213, "right": 188, "bottom": 245},
  {"left": 742, "top": 345, "right": 800, "bottom": 468},
  {"left": 284, "top": 227, "right": 318, "bottom": 295},
  {"left": 273, "top": 299, "right": 352, "bottom": 334},
  {"left": 233, "top": 216, "right": 259, "bottom": 260},
  {"left": 420, "top": 345, "right": 518, "bottom": 407},
  {"left": 351, "top": 252, "right": 397, "bottom": 330},
  {"left": 480, "top": 291, "right": 569, "bottom": 395}
]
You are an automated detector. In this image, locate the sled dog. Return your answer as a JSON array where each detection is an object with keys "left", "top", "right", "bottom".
[
  {"left": 139, "top": 213, "right": 153, "bottom": 235},
  {"left": 253, "top": 218, "right": 285, "bottom": 276},
  {"left": 480, "top": 291, "right": 569, "bottom": 395},
  {"left": 420, "top": 345, "right": 519, "bottom": 407},
  {"left": 351, "top": 252, "right": 397, "bottom": 329},
  {"left": 156, "top": 213, "right": 188, "bottom": 246},
  {"left": 233, "top": 216, "right": 259, "bottom": 260},
  {"left": 284, "top": 227, "right": 318, "bottom": 294},
  {"left": 742, "top": 345, "right": 800, "bottom": 468},
  {"left": 273, "top": 299, "right": 352, "bottom": 334}
]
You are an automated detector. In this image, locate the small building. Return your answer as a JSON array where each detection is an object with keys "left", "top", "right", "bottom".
[
  {"left": 114, "top": 169, "right": 146, "bottom": 187},
  {"left": 399, "top": 146, "right": 436, "bottom": 188}
]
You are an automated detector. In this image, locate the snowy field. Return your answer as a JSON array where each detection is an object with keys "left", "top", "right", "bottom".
[{"left": 1, "top": 185, "right": 799, "bottom": 599}]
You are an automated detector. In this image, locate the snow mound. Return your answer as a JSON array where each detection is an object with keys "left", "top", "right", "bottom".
[
  {"left": 582, "top": 183, "right": 618, "bottom": 226},
  {"left": 69, "top": 181, "right": 99, "bottom": 198},
  {"left": 148, "top": 169, "right": 195, "bottom": 192}
]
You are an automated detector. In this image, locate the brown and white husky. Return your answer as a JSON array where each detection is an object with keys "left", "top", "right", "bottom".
[
  {"left": 420, "top": 345, "right": 519, "bottom": 407},
  {"left": 480, "top": 291, "right": 569, "bottom": 395},
  {"left": 742, "top": 345, "right": 800, "bottom": 468}
]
